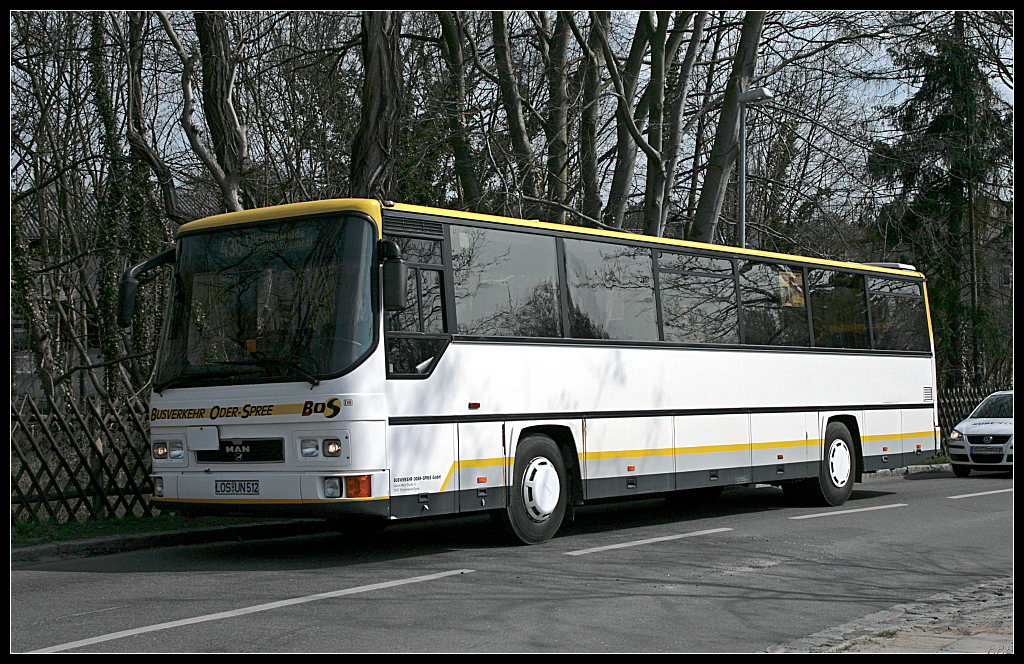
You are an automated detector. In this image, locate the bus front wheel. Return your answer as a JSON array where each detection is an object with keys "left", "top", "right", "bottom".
[{"left": 495, "top": 434, "right": 567, "bottom": 545}]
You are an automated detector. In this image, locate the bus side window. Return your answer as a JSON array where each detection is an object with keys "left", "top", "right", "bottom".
[
  {"left": 867, "top": 278, "right": 929, "bottom": 352},
  {"left": 739, "top": 260, "right": 810, "bottom": 347},
  {"left": 808, "top": 269, "right": 870, "bottom": 349},
  {"left": 449, "top": 226, "right": 562, "bottom": 338},
  {"left": 384, "top": 235, "right": 449, "bottom": 375},
  {"left": 563, "top": 239, "right": 658, "bottom": 341},
  {"left": 657, "top": 252, "right": 739, "bottom": 344}
]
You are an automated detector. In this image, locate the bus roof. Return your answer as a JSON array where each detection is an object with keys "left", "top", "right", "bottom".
[{"left": 175, "top": 198, "right": 925, "bottom": 279}]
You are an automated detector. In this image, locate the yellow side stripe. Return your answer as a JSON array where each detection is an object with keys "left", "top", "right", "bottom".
[
  {"left": 152, "top": 496, "right": 388, "bottom": 505},
  {"left": 430, "top": 429, "right": 939, "bottom": 492}
]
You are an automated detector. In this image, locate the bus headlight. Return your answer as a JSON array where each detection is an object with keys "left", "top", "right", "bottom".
[
  {"left": 301, "top": 439, "right": 320, "bottom": 457},
  {"left": 323, "top": 477, "right": 342, "bottom": 498},
  {"left": 152, "top": 442, "right": 168, "bottom": 459},
  {"left": 153, "top": 476, "right": 164, "bottom": 497},
  {"left": 323, "top": 439, "right": 343, "bottom": 457},
  {"left": 168, "top": 441, "right": 184, "bottom": 459}
]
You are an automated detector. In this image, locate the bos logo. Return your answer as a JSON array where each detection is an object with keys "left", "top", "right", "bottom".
[{"left": 301, "top": 397, "right": 342, "bottom": 418}]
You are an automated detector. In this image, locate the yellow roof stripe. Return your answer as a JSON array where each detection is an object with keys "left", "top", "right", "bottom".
[{"left": 176, "top": 199, "right": 383, "bottom": 237}]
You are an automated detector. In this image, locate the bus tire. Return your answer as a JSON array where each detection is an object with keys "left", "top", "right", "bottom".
[
  {"left": 786, "top": 421, "right": 855, "bottom": 507},
  {"left": 817, "top": 421, "right": 855, "bottom": 506},
  {"left": 495, "top": 434, "right": 567, "bottom": 545}
]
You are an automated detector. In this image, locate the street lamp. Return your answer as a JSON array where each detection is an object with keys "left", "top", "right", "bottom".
[{"left": 736, "top": 86, "right": 773, "bottom": 249}]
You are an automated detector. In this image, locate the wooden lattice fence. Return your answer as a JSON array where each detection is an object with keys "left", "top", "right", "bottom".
[{"left": 11, "top": 394, "right": 156, "bottom": 525}]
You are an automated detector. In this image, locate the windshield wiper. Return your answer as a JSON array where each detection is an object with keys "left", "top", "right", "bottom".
[
  {"left": 154, "top": 365, "right": 261, "bottom": 393},
  {"left": 154, "top": 356, "right": 320, "bottom": 392},
  {"left": 225, "top": 355, "right": 321, "bottom": 387}
]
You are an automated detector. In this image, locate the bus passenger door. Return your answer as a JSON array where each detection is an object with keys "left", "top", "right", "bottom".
[{"left": 456, "top": 422, "right": 507, "bottom": 512}]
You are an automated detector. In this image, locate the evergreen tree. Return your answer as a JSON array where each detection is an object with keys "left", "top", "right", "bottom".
[{"left": 867, "top": 12, "right": 1013, "bottom": 385}]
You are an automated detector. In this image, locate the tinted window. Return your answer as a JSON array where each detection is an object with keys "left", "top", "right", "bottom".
[
  {"left": 450, "top": 226, "right": 562, "bottom": 338},
  {"left": 658, "top": 252, "right": 738, "bottom": 344},
  {"left": 739, "top": 261, "right": 810, "bottom": 346},
  {"left": 156, "top": 215, "right": 376, "bottom": 388},
  {"left": 564, "top": 239, "right": 658, "bottom": 341},
  {"left": 808, "top": 269, "right": 869, "bottom": 349},
  {"left": 868, "top": 278, "right": 930, "bottom": 352}
]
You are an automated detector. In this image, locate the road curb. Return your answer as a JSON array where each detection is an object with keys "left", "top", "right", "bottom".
[
  {"left": 12, "top": 520, "right": 331, "bottom": 567},
  {"left": 767, "top": 577, "right": 1013, "bottom": 653}
]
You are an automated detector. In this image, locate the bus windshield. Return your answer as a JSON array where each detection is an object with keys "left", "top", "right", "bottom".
[{"left": 154, "top": 214, "right": 376, "bottom": 390}]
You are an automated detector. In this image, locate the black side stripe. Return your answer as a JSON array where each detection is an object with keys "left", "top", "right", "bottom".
[{"left": 389, "top": 402, "right": 935, "bottom": 426}]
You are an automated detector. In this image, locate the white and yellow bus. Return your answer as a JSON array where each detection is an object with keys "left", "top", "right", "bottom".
[{"left": 121, "top": 199, "right": 939, "bottom": 544}]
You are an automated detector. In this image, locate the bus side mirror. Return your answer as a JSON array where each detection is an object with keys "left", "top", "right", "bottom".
[
  {"left": 117, "top": 276, "right": 141, "bottom": 329},
  {"left": 117, "top": 248, "right": 175, "bottom": 327},
  {"left": 380, "top": 240, "right": 409, "bottom": 312}
]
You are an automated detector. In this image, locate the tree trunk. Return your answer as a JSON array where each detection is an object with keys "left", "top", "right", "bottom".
[
  {"left": 603, "top": 13, "right": 651, "bottom": 228},
  {"left": 577, "top": 12, "right": 609, "bottom": 225},
  {"left": 349, "top": 11, "right": 404, "bottom": 201},
  {"left": 438, "top": 11, "right": 484, "bottom": 211},
  {"left": 194, "top": 11, "right": 248, "bottom": 211},
  {"left": 492, "top": 11, "right": 541, "bottom": 219},
  {"left": 690, "top": 11, "right": 766, "bottom": 244},
  {"left": 542, "top": 12, "right": 570, "bottom": 224}
]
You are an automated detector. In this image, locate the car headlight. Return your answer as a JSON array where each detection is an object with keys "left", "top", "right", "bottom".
[{"left": 949, "top": 429, "right": 963, "bottom": 442}]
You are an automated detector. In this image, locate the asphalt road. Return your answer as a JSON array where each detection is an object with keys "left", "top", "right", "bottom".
[{"left": 11, "top": 468, "right": 1013, "bottom": 653}]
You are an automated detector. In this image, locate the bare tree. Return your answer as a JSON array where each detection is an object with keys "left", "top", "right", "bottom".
[
  {"left": 158, "top": 11, "right": 249, "bottom": 212},
  {"left": 350, "top": 11, "right": 404, "bottom": 200}
]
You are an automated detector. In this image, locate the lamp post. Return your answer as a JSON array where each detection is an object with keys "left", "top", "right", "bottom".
[{"left": 736, "top": 86, "right": 773, "bottom": 249}]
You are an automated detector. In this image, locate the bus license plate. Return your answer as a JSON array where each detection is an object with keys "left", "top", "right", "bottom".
[
  {"left": 215, "top": 480, "right": 259, "bottom": 495},
  {"left": 970, "top": 446, "right": 1002, "bottom": 454}
]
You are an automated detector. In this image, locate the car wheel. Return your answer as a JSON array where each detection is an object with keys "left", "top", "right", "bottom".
[
  {"left": 494, "top": 434, "right": 567, "bottom": 545},
  {"left": 952, "top": 464, "right": 972, "bottom": 478}
]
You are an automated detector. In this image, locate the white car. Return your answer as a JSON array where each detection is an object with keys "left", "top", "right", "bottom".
[{"left": 947, "top": 390, "right": 1013, "bottom": 477}]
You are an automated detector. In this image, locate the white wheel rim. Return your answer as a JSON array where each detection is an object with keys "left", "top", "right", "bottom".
[
  {"left": 522, "top": 457, "right": 560, "bottom": 521},
  {"left": 827, "top": 438, "right": 852, "bottom": 488}
]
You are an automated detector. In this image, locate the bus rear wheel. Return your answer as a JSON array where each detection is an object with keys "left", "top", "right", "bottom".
[
  {"left": 494, "top": 434, "right": 567, "bottom": 545},
  {"left": 786, "top": 421, "right": 855, "bottom": 507}
]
